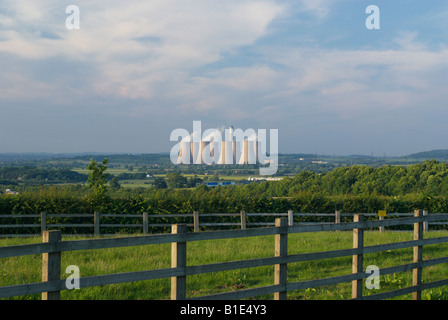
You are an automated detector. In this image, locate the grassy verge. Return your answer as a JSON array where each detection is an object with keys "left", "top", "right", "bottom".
[{"left": 1, "top": 231, "right": 448, "bottom": 300}]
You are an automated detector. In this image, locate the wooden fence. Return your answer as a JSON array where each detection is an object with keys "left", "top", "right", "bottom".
[
  {"left": 0, "top": 210, "right": 437, "bottom": 237},
  {"left": 1, "top": 210, "right": 448, "bottom": 300}
]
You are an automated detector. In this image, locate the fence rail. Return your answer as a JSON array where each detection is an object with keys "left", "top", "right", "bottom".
[
  {"left": 1, "top": 210, "right": 448, "bottom": 300},
  {"left": 0, "top": 210, "right": 436, "bottom": 237}
]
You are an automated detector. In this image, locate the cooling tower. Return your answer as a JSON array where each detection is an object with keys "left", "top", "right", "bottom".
[
  {"left": 232, "top": 140, "right": 237, "bottom": 164},
  {"left": 199, "top": 141, "right": 207, "bottom": 164},
  {"left": 224, "top": 141, "right": 233, "bottom": 164},
  {"left": 238, "top": 139, "right": 249, "bottom": 165},
  {"left": 190, "top": 142, "right": 198, "bottom": 164},
  {"left": 218, "top": 141, "right": 226, "bottom": 164},
  {"left": 178, "top": 141, "right": 191, "bottom": 164},
  {"left": 202, "top": 141, "right": 217, "bottom": 165},
  {"left": 210, "top": 141, "right": 215, "bottom": 158},
  {"left": 190, "top": 141, "right": 207, "bottom": 164},
  {"left": 227, "top": 126, "right": 235, "bottom": 164},
  {"left": 255, "top": 141, "right": 260, "bottom": 164},
  {"left": 247, "top": 140, "right": 258, "bottom": 164}
]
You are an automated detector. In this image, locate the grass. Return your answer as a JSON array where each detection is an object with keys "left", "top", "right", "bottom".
[
  {"left": 72, "top": 170, "right": 263, "bottom": 189},
  {"left": 1, "top": 231, "right": 448, "bottom": 300}
]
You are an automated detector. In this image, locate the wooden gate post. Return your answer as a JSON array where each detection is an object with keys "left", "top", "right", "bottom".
[
  {"left": 94, "top": 211, "right": 100, "bottom": 236},
  {"left": 42, "top": 230, "right": 61, "bottom": 300},
  {"left": 240, "top": 211, "right": 247, "bottom": 230},
  {"left": 143, "top": 212, "right": 149, "bottom": 235},
  {"left": 288, "top": 210, "right": 294, "bottom": 227},
  {"left": 40, "top": 211, "right": 47, "bottom": 235},
  {"left": 171, "top": 224, "right": 187, "bottom": 300},
  {"left": 274, "top": 218, "right": 288, "bottom": 300},
  {"left": 413, "top": 209, "right": 423, "bottom": 300},
  {"left": 423, "top": 210, "right": 428, "bottom": 232},
  {"left": 335, "top": 211, "right": 341, "bottom": 232},
  {"left": 193, "top": 211, "right": 200, "bottom": 232},
  {"left": 379, "top": 216, "right": 384, "bottom": 233},
  {"left": 352, "top": 214, "right": 364, "bottom": 299},
  {"left": 335, "top": 211, "right": 341, "bottom": 224}
]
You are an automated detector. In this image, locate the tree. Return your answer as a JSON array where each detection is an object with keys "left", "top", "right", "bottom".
[
  {"left": 109, "top": 177, "right": 121, "bottom": 191},
  {"left": 87, "top": 158, "right": 110, "bottom": 197},
  {"left": 153, "top": 177, "right": 167, "bottom": 189},
  {"left": 186, "top": 175, "right": 203, "bottom": 188},
  {"left": 209, "top": 173, "right": 220, "bottom": 182},
  {"left": 165, "top": 172, "right": 187, "bottom": 188}
]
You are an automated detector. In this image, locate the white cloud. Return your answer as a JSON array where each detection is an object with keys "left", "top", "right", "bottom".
[
  {"left": 164, "top": 40, "right": 448, "bottom": 122},
  {"left": 298, "top": 0, "right": 331, "bottom": 19},
  {"left": 0, "top": 0, "right": 284, "bottom": 101},
  {"left": 200, "top": 66, "right": 280, "bottom": 91},
  {"left": 393, "top": 32, "right": 427, "bottom": 52},
  {"left": 1, "top": 0, "right": 448, "bottom": 155}
]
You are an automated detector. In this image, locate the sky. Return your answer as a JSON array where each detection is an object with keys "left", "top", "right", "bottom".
[{"left": 0, "top": 0, "right": 447, "bottom": 156}]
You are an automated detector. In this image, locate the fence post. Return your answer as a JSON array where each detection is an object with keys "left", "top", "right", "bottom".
[
  {"left": 41, "top": 211, "right": 47, "bottom": 235},
  {"left": 423, "top": 210, "right": 428, "bottom": 232},
  {"left": 288, "top": 210, "right": 294, "bottom": 227},
  {"left": 335, "top": 211, "right": 341, "bottom": 225},
  {"left": 379, "top": 216, "right": 384, "bottom": 233},
  {"left": 335, "top": 211, "right": 341, "bottom": 232},
  {"left": 42, "top": 230, "right": 61, "bottom": 300},
  {"left": 413, "top": 209, "right": 423, "bottom": 300},
  {"left": 171, "top": 224, "right": 187, "bottom": 300},
  {"left": 143, "top": 212, "right": 148, "bottom": 235},
  {"left": 94, "top": 211, "right": 100, "bottom": 236},
  {"left": 352, "top": 214, "right": 364, "bottom": 299},
  {"left": 240, "top": 211, "right": 246, "bottom": 230},
  {"left": 274, "top": 218, "right": 288, "bottom": 300},
  {"left": 193, "top": 211, "right": 199, "bottom": 232}
]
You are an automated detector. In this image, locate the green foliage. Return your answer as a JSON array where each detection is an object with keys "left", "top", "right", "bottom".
[
  {"left": 109, "top": 177, "right": 121, "bottom": 191},
  {"left": 263, "top": 160, "right": 448, "bottom": 197},
  {"left": 87, "top": 158, "right": 109, "bottom": 196},
  {"left": 86, "top": 158, "right": 111, "bottom": 211},
  {"left": 0, "top": 166, "right": 87, "bottom": 183},
  {"left": 3, "top": 160, "right": 448, "bottom": 235},
  {"left": 153, "top": 177, "right": 167, "bottom": 189},
  {"left": 165, "top": 172, "right": 187, "bottom": 188},
  {"left": 115, "top": 172, "right": 147, "bottom": 180},
  {"left": 424, "top": 288, "right": 448, "bottom": 300}
]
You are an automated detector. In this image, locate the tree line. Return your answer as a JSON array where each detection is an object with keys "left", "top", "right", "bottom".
[
  {"left": 116, "top": 159, "right": 448, "bottom": 197},
  {"left": 2, "top": 159, "right": 448, "bottom": 223},
  {"left": 0, "top": 166, "right": 87, "bottom": 184},
  {"left": 262, "top": 160, "right": 448, "bottom": 197}
]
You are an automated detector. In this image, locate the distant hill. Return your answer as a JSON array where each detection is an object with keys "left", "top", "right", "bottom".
[
  {"left": 0, "top": 152, "right": 109, "bottom": 163},
  {"left": 0, "top": 167, "right": 87, "bottom": 182},
  {"left": 70, "top": 153, "right": 172, "bottom": 165},
  {"left": 406, "top": 149, "right": 448, "bottom": 160}
]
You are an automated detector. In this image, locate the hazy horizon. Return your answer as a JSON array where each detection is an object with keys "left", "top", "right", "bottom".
[{"left": 0, "top": 148, "right": 445, "bottom": 159}]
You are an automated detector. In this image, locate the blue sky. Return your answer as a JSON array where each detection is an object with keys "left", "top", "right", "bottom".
[{"left": 1, "top": 0, "right": 447, "bottom": 156}]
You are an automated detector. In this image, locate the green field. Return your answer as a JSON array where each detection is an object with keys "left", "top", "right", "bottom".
[
  {"left": 73, "top": 168, "right": 259, "bottom": 189},
  {"left": 2, "top": 231, "right": 448, "bottom": 300}
]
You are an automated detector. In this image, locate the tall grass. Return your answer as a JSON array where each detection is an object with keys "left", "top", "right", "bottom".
[{"left": 1, "top": 231, "right": 448, "bottom": 300}]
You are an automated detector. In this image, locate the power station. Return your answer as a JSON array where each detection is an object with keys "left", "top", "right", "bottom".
[{"left": 175, "top": 126, "right": 260, "bottom": 165}]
